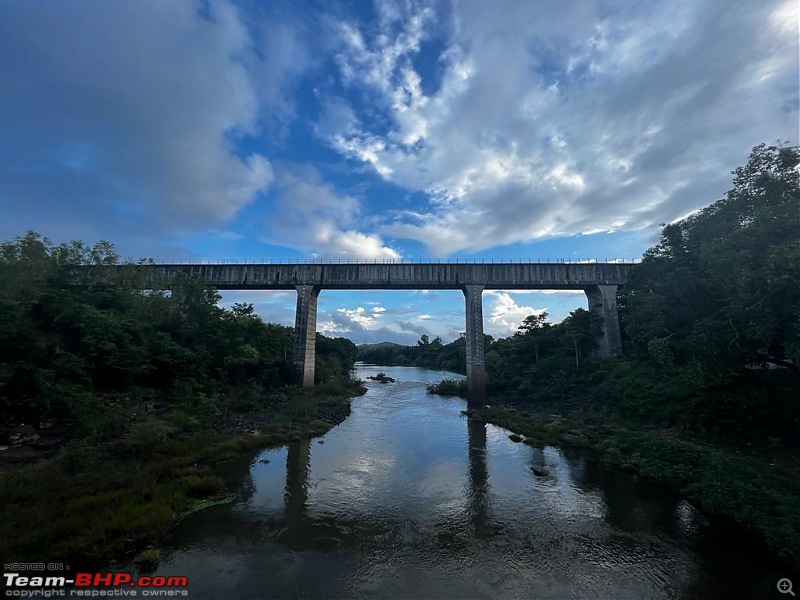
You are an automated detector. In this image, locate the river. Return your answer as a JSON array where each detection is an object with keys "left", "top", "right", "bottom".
[{"left": 150, "top": 365, "right": 782, "bottom": 599}]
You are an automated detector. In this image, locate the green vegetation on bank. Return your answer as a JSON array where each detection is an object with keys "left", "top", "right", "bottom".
[
  {"left": 386, "top": 143, "right": 800, "bottom": 566},
  {"left": 0, "top": 234, "right": 364, "bottom": 565},
  {"left": 426, "top": 378, "right": 467, "bottom": 396},
  {"left": 0, "top": 385, "right": 362, "bottom": 566},
  {"left": 380, "top": 144, "right": 799, "bottom": 450}
]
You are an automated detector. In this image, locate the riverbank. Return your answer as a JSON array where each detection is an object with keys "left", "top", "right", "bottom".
[
  {"left": 0, "top": 382, "right": 366, "bottom": 569},
  {"left": 470, "top": 403, "right": 800, "bottom": 571}
]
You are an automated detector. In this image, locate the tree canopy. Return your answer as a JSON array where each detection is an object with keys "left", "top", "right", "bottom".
[{"left": 0, "top": 233, "right": 357, "bottom": 435}]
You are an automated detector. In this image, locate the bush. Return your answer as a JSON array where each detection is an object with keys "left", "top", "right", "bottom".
[
  {"left": 426, "top": 379, "right": 467, "bottom": 397},
  {"left": 134, "top": 548, "right": 161, "bottom": 572}
]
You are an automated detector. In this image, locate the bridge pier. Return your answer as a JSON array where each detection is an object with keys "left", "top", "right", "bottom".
[
  {"left": 293, "top": 284, "right": 320, "bottom": 387},
  {"left": 463, "top": 284, "right": 487, "bottom": 406},
  {"left": 585, "top": 284, "right": 622, "bottom": 357}
]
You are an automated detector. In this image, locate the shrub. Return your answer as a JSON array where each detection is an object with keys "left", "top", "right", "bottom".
[
  {"left": 426, "top": 379, "right": 467, "bottom": 397},
  {"left": 134, "top": 548, "right": 161, "bottom": 572}
]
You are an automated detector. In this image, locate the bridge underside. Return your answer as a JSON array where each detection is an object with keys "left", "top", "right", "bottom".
[{"left": 132, "top": 263, "right": 630, "bottom": 406}]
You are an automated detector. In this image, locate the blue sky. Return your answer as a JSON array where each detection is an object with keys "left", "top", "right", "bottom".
[{"left": 1, "top": 0, "right": 797, "bottom": 344}]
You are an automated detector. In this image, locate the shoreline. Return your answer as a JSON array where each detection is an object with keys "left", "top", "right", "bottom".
[
  {"left": 469, "top": 403, "right": 800, "bottom": 571},
  {"left": 0, "top": 383, "right": 366, "bottom": 570}
]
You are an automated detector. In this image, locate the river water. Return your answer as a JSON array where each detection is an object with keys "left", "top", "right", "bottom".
[{"left": 153, "top": 365, "right": 782, "bottom": 599}]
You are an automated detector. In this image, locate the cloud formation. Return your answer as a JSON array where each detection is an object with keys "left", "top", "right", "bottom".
[
  {"left": 269, "top": 166, "right": 402, "bottom": 259},
  {"left": 327, "top": 0, "right": 799, "bottom": 255},
  {"left": 1, "top": 0, "right": 796, "bottom": 347},
  {"left": 486, "top": 292, "right": 547, "bottom": 337}
]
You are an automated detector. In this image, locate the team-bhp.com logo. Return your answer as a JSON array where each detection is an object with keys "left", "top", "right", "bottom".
[{"left": 4, "top": 571, "right": 189, "bottom": 597}]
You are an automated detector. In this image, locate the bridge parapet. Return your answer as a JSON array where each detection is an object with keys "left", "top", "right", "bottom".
[{"left": 139, "top": 262, "right": 631, "bottom": 290}]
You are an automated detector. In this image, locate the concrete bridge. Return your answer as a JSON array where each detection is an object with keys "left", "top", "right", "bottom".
[{"left": 129, "top": 261, "right": 634, "bottom": 405}]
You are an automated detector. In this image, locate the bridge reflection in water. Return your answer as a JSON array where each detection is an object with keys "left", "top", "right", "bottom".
[{"left": 279, "top": 416, "right": 495, "bottom": 548}]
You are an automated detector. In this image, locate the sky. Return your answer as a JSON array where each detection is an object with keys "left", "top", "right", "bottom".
[{"left": 1, "top": 0, "right": 797, "bottom": 344}]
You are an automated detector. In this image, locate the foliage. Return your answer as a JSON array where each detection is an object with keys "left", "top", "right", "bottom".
[
  {"left": 0, "top": 231, "right": 358, "bottom": 437},
  {"left": 133, "top": 548, "right": 162, "bottom": 572},
  {"left": 359, "top": 336, "right": 464, "bottom": 372},
  {"left": 621, "top": 143, "right": 799, "bottom": 373},
  {"left": 426, "top": 378, "right": 467, "bottom": 397},
  {"left": 473, "top": 404, "right": 800, "bottom": 570}
]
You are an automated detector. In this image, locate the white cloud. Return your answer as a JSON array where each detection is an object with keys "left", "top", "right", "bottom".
[
  {"left": 319, "top": 304, "right": 392, "bottom": 336},
  {"left": 340, "top": 307, "right": 380, "bottom": 328},
  {"left": 396, "top": 320, "right": 432, "bottom": 337},
  {"left": 326, "top": 0, "right": 799, "bottom": 256},
  {"left": 486, "top": 292, "right": 547, "bottom": 336},
  {"left": 318, "top": 304, "right": 424, "bottom": 344},
  {"left": 268, "top": 166, "right": 401, "bottom": 260}
]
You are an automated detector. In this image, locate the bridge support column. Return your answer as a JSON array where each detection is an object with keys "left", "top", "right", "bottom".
[
  {"left": 293, "top": 285, "right": 320, "bottom": 387},
  {"left": 463, "top": 284, "right": 487, "bottom": 406},
  {"left": 585, "top": 284, "right": 622, "bottom": 357}
]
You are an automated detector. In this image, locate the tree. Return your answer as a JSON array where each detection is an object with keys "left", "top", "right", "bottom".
[
  {"left": 560, "top": 309, "right": 601, "bottom": 367},
  {"left": 231, "top": 302, "right": 255, "bottom": 317},
  {"left": 517, "top": 311, "right": 549, "bottom": 364},
  {"left": 621, "top": 143, "right": 800, "bottom": 374}
]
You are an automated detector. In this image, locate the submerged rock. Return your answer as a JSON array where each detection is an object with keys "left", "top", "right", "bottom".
[
  {"left": 8, "top": 425, "right": 39, "bottom": 445},
  {"left": 508, "top": 434, "right": 523, "bottom": 443},
  {"left": 531, "top": 467, "right": 548, "bottom": 477}
]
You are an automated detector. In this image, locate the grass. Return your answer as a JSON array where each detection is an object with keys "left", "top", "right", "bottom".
[
  {"left": 187, "top": 495, "right": 235, "bottom": 514},
  {"left": 133, "top": 548, "right": 161, "bottom": 572},
  {"left": 0, "top": 384, "right": 365, "bottom": 568}
]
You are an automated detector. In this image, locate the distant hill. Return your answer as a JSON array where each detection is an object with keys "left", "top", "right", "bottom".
[
  {"left": 357, "top": 337, "right": 467, "bottom": 374},
  {"left": 357, "top": 341, "right": 406, "bottom": 350}
]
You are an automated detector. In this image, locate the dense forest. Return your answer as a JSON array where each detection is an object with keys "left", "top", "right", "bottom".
[
  {"left": 0, "top": 236, "right": 358, "bottom": 442},
  {"left": 361, "top": 143, "right": 800, "bottom": 448}
]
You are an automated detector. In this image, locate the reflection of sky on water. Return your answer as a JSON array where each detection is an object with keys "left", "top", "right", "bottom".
[
  {"left": 246, "top": 446, "right": 287, "bottom": 511},
  {"left": 484, "top": 427, "right": 607, "bottom": 523},
  {"left": 157, "top": 366, "right": 781, "bottom": 599}
]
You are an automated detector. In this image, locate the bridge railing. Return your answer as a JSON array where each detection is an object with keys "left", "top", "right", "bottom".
[{"left": 122, "top": 257, "right": 643, "bottom": 266}]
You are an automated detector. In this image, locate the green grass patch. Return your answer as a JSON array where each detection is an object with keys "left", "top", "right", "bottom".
[
  {"left": 187, "top": 495, "right": 235, "bottom": 514},
  {"left": 133, "top": 548, "right": 161, "bottom": 572}
]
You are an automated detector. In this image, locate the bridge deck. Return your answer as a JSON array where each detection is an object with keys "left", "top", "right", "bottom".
[{"left": 143, "top": 262, "right": 631, "bottom": 290}]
